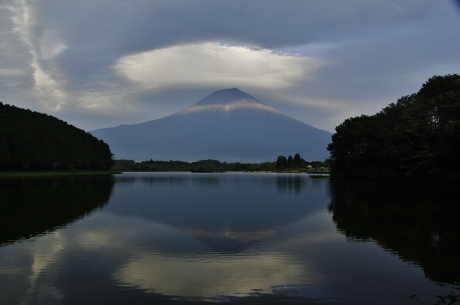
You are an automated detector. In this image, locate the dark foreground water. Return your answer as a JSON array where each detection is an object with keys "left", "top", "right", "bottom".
[{"left": 0, "top": 172, "right": 459, "bottom": 305}]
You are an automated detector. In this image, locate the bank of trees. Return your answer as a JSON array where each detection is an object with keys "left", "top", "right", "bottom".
[
  {"left": 113, "top": 159, "right": 269, "bottom": 172},
  {"left": 114, "top": 154, "right": 329, "bottom": 173},
  {"left": 327, "top": 74, "right": 460, "bottom": 180},
  {"left": 275, "top": 153, "right": 330, "bottom": 171},
  {"left": 0, "top": 103, "right": 114, "bottom": 171},
  {"left": 276, "top": 153, "right": 300, "bottom": 169}
]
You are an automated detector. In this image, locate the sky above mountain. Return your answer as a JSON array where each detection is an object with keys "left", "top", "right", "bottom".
[{"left": 1, "top": 0, "right": 460, "bottom": 133}]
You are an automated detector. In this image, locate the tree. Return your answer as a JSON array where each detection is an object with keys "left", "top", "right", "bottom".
[
  {"left": 327, "top": 74, "right": 460, "bottom": 180},
  {"left": 287, "top": 155, "right": 294, "bottom": 167},
  {"left": 0, "top": 103, "right": 114, "bottom": 171},
  {"left": 276, "top": 155, "right": 287, "bottom": 169},
  {"left": 293, "top": 153, "right": 301, "bottom": 164}
]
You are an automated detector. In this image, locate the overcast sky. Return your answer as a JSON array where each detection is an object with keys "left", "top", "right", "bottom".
[{"left": 1, "top": 0, "right": 460, "bottom": 132}]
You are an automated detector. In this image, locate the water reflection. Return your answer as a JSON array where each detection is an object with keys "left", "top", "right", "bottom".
[
  {"left": 277, "top": 175, "right": 304, "bottom": 194},
  {"left": 328, "top": 179, "right": 460, "bottom": 284},
  {"left": 0, "top": 175, "right": 114, "bottom": 245},
  {"left": 2, "top": 173, "right": 458, "bottom": 305},
  {"left": 106, "top": 173, "right": 323, "bottom": 252},
  {"left": 0, "top": 173, "right": 336, "bottom": 305}
]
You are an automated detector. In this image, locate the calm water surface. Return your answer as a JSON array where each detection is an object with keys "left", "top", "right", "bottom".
[{"left": 0, "top": 172, "right": 459, "bottom": 305}]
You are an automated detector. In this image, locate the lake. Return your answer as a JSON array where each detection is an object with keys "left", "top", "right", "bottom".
[{"left": 0, "top": 172, "right": 459, "bottom": 305}]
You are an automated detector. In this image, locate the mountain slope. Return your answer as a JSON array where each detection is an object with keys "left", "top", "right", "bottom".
[{"left": 91, "top": 88, "right": 332, "bottom": 162}]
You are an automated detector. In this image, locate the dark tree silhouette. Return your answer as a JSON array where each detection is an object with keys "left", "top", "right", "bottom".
[
  {"left": 276, "top": 155, "right": 287, "bottom": 169},
  {"left": 327, "top": 74, "right": 460, "bottom": 180},
  {"left": 0, "top": 103, "right": 114, "bottom": 171}
]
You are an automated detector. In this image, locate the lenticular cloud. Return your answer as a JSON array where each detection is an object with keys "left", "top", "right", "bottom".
[{"left": 114, "top": 43, "right": 321, "bottom": 89}]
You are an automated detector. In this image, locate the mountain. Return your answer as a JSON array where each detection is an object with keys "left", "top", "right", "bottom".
[{"left": 91, "top": 88, "right": 332, "bottom": 162}]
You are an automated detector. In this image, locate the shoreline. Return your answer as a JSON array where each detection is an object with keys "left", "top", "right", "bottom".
[
  {"left": 0, "top": 170, "right": 122, "bottom": 177},
  {"left": 0, "top": 170, "right": 329, "bottom": 177}
]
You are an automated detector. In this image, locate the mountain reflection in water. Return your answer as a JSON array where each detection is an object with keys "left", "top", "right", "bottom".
[
  {"left": 106, "top": 173, "right": 324, "bottom": 253},
  {"left": 1, "top": 172, "right": 459, "bottom": 305}
]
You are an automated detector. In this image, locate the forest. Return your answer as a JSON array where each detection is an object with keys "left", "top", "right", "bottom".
[
  {"left": 113, "top": 154, "right": 330, "bottom": 173},
  {"left": 327, "top": 74, "right": 460, "bottom": 180},
  {"left": 0, "top": 103, "right": 114, "bottom": 171}
]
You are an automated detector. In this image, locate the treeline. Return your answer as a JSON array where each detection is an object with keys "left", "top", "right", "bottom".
[
  {"left": 0, "top": 103, "right": 114, "bottom": 171},
  {"left": 275, "top": 153, "right": 330, "bottom": 171},
  {"left": 327, "top": 74, "right": 460, "bottom": 180},
  {"left": 113, "top": 155, "right": 329, "bottom": 173},
  {"left": 114, "top": 159, "right": 269, "bottom": 172}
]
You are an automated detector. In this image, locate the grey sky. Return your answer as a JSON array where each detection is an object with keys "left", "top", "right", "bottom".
[{"left": 1, "top": 0, "right": 459, "bottom": 132}]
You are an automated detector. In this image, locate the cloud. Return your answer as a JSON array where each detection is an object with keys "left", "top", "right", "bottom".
[
  {"left": 1, "top": 0, "right": 459, "bottom": 133},
  {"left": 1, "top": 0, "right": 66, "bottom": 110},
  {"left": 39, "top": 31, "right": 67, "bottom": 60},
  {"left": 72, "top": 214, "right": 320, "bottom": 298},
  {"left": 0, "top": 231, "right": 67, "bottom": 304},
  {"left": 0, "top": 209, "right": 326, "bottom": 302},
  {"left": 115, "top": 43, "right": 322, "bottom": 90},
  {"left": 115, "top": 252, "right": 311, "bottom": 298},
  {"left": 178, "top": 100, "right": 282, "bottom": 115}
]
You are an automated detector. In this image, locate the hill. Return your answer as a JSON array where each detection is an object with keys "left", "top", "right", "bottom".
[
  {"left": 0, "top": 103, "right": 114, "bottom": 171},
  {"left": 91, "top": 88, "right": 332, "bottom": 162}
]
